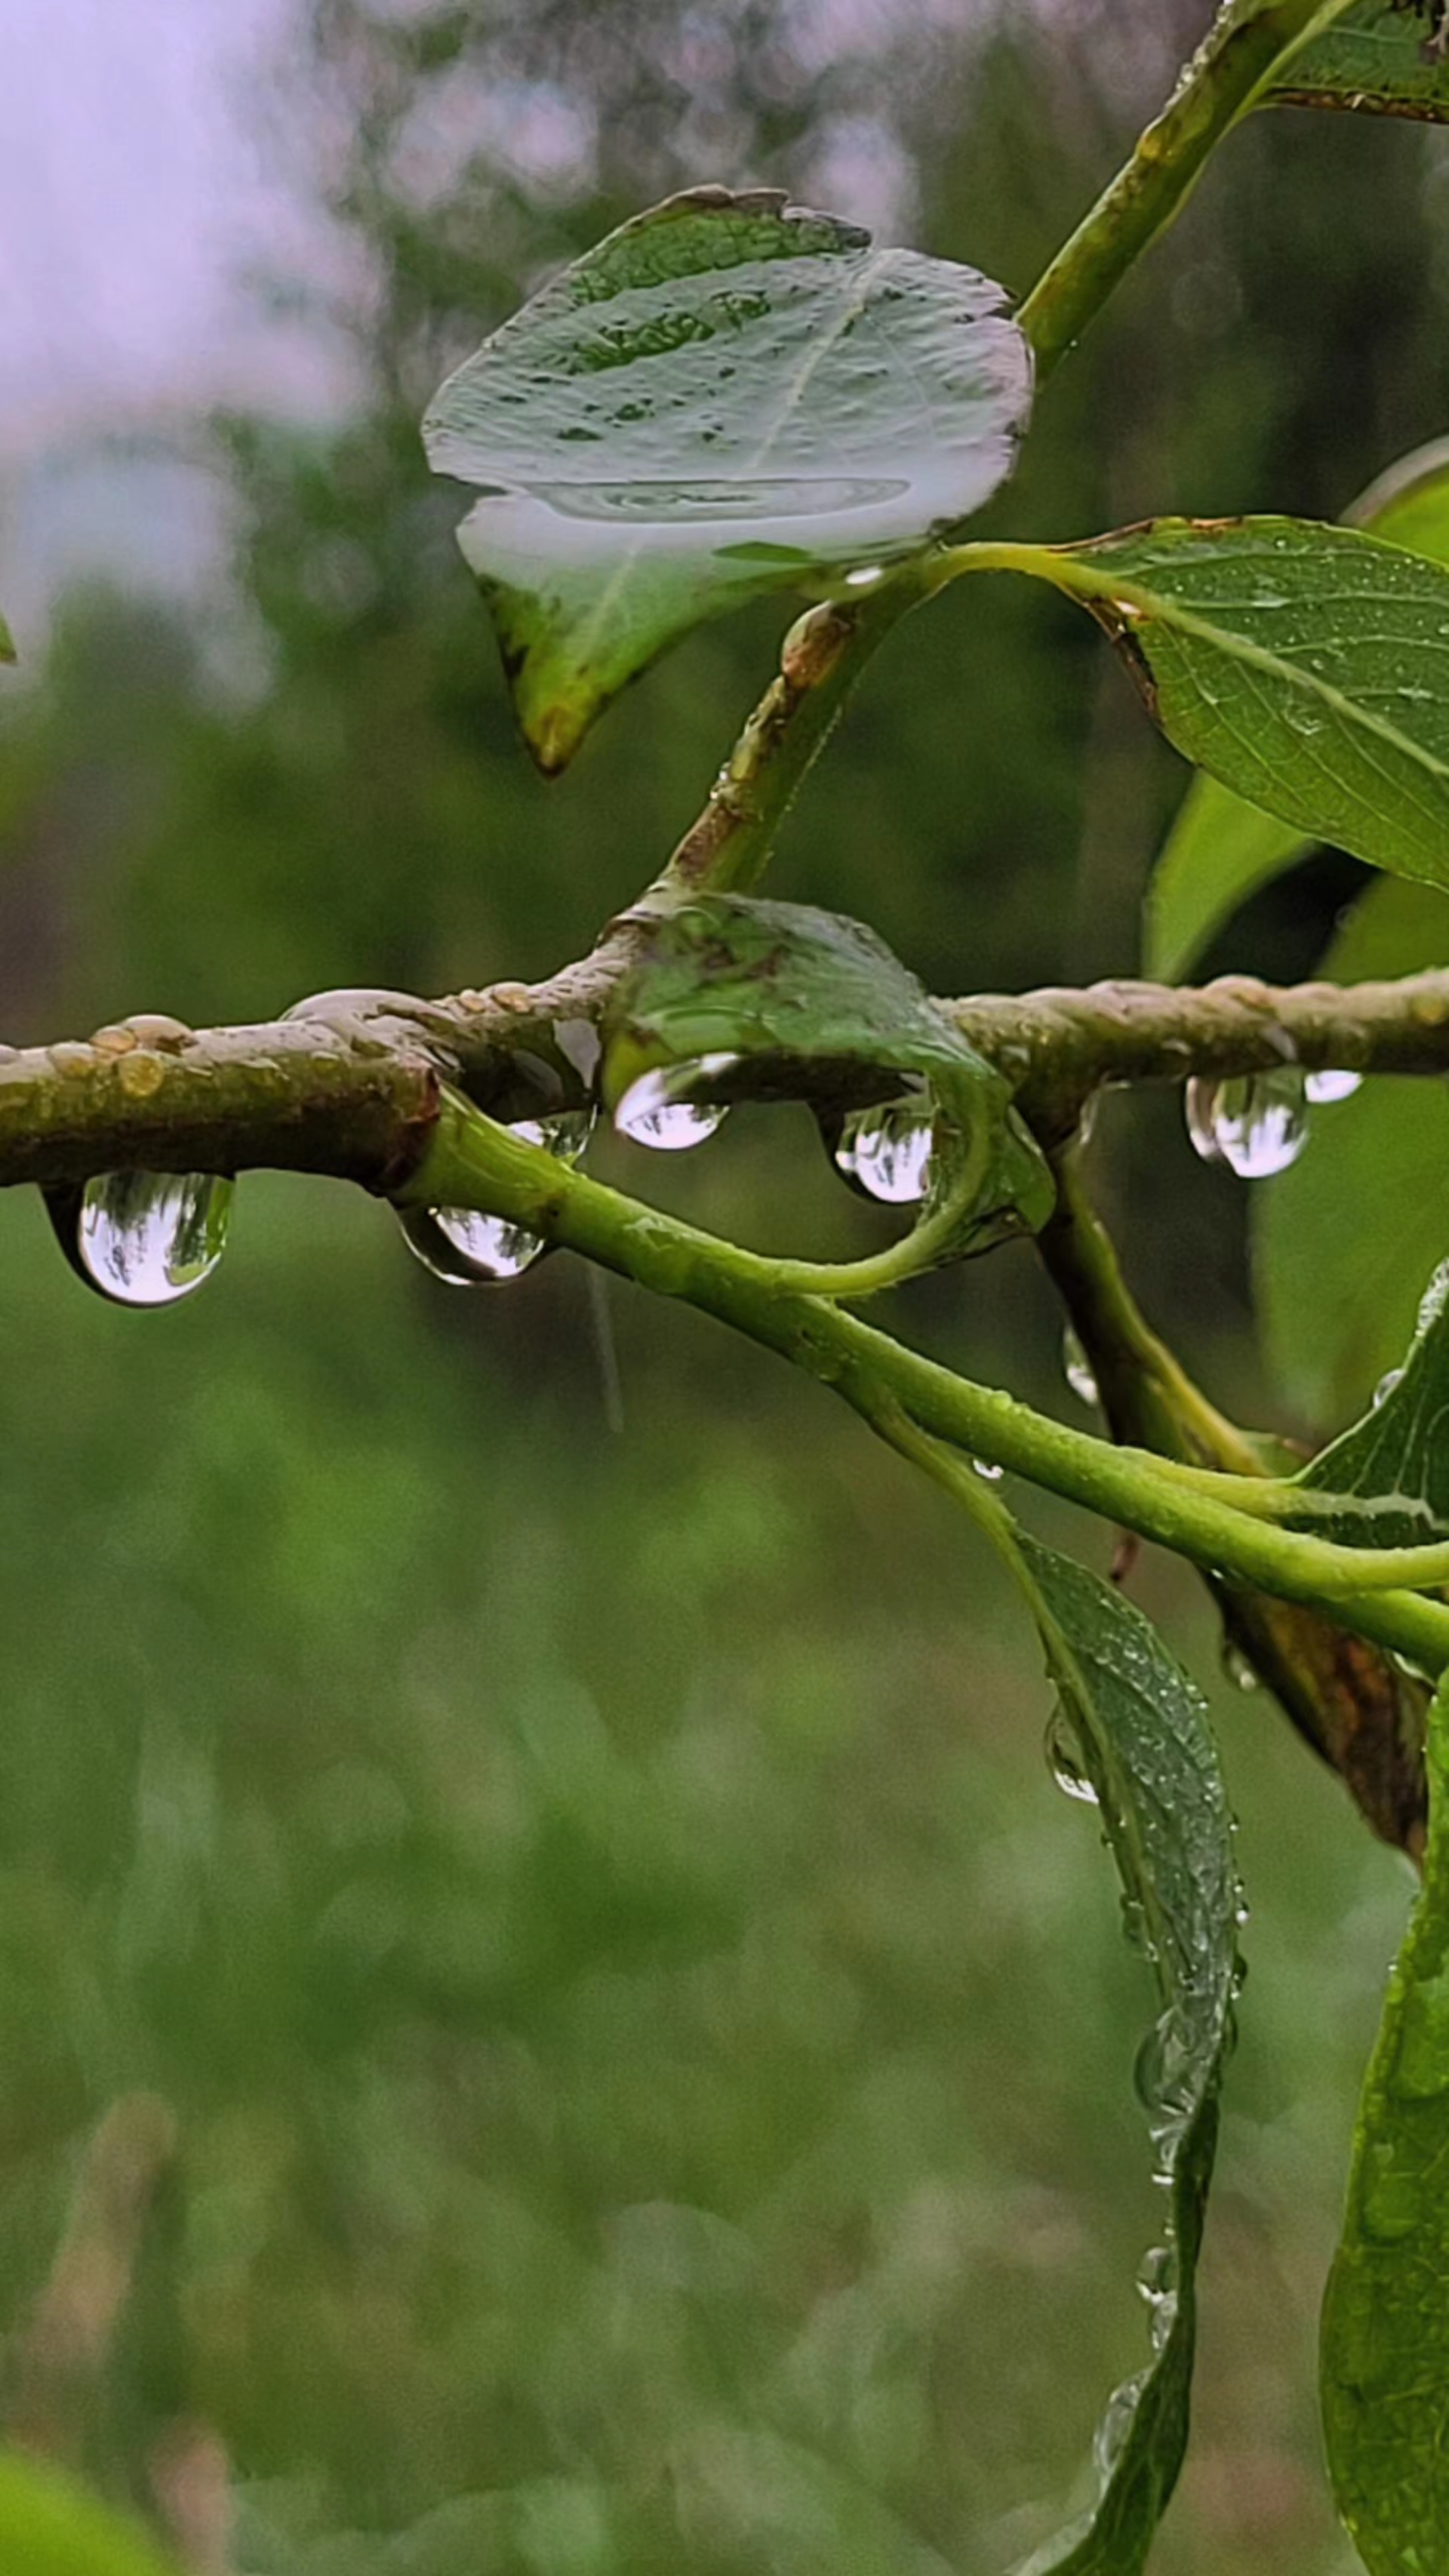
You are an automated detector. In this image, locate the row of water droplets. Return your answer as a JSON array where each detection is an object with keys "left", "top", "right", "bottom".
[
  {"left": 54, "top": 1023, "right": 942, "bottom": 1306},
  {"left": 1183, "top": 1062, "right": 1361, "bottom": 1180}
]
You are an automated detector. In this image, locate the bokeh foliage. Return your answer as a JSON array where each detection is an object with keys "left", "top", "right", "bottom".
[{"left": 2, "top": 3, "right": 1447, "bottom": 2566}]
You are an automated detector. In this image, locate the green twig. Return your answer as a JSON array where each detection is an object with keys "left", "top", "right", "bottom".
[
  {"left": 401, "top": 1094, "right": 1449, "bottom": 1674},
  {"left": 1018, "top": 0, "right": 1355, "bottom": 378}
]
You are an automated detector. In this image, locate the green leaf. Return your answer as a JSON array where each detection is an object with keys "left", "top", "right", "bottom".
[
  {"left": 1255, "top": 873, "right": 1449, "bottom": 1420},
  {"left": 1000, "top": 1537, "right": 1240, "bottom": 2576},
  {"left": 1268, "top": 0, "right": 1449, "bottom": 120},
  {"left": 1321, "top": 1669, "right": 1449, "bottom": 2574},
  {"left": 0, "top": 611, "right": 13, "bottom": 664},
  {"left": 1284, "top": 1257, "right": 1449, "bottom": 1545},
  {"left": 0, "top": 2454, "right": 183, "bottom": 2576},
  {"left": 423, "top": 187, "right": 1032, "bottom": 772},
  {"left": 605, "top": 893, "right": 1054, "bottom": 1257},
  {"left": 1144, "top": 442, "right": 1449, "bottom": 977},
  {"left": 1016, "top": 519, "right": 1449, "bottom": 900}
]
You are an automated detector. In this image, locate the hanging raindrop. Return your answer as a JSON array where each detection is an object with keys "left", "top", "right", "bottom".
[
  {"left": 614, "top": 1054, "right": 739, "bottom": 1151},
  {"left": 833, "top": 1096, "right": 934, "bottom": 1205},
  {"left": 1305, "top": 1067, "right": 1362, "bottom": 1105},
  {"left": 399, "top": 1109, "right": 592, "bottom": 1286},
  {"left": 1220, "top": 1640, "right": 1260, "bottom": 1694},
  {"left": 1183, "top": 1068, "right": 1309, "bottom": 1178},
  {"left": 1062, "top": 1324, "right": 1100, "bottom": 1408},
  {"left": 1044, "top": 1702, "right": 1099, "bottom": 1805},
  {"left": 63, "top": 1170, "right": 234, "bottom": 1308},
  {"left": 1372, "top": 1368, "right": 1403, "bottom": 1410}
]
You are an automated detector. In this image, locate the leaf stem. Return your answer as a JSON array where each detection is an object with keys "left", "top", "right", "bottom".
[
  {"left": 1018, "top": 0, "right": 1355, "bottom": 378},
  {"left": 405, "top": 1093, "right": 1449, "bottom": 1674}
]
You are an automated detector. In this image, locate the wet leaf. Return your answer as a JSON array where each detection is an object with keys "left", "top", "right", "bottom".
[
  {"left": 1256, "top": 874, "right": 1449, "bottom": 1420},
  {"left": 0, "top": 2454, "right": 183, "bottom": 2576},
  {"left": 605, "top": 894, "right": 1054, "bottom": 1256},
  {"left": 1269, "top": 0, "right": 1449, "bottom": 120},
  {"left": 1144, "top": 445, "right": 1449, "bottom": 977},
  {"left": 1001, "top": 1536, "right": 1240, "bottom": 2576},
  {"left": 424, "top": 187, "right": 1032, "bottom": 771},
  {"left": 1017, "top": 519, "right": 1449, "bottom": 900},
  {"left": 1321, "top": 1670, "right": 1449, "bottom": 2574},
  {"left": 1285, "top": 1257, "right": 1449, "bottom": 1545}
]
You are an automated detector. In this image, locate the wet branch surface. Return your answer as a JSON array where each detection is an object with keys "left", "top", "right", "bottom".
[{"left": 2, "top": 951, "right": 1447, "bottom": 1194}]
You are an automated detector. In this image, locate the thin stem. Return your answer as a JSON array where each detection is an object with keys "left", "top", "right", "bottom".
[
  {"left": 1018, "top": 0, "right": 1355, "bottom": 378},
  {"left": 404, "top": 1094, "right": 1449, "bottom": 1674}
]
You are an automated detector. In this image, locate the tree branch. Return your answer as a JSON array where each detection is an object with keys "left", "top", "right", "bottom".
[{"left": 2, "top": 961, "right": 1444, "bottom": 1194}]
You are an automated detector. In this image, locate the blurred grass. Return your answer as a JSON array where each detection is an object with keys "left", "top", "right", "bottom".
[{"left": 0, "top": 1148, "right": 1404, "bottom": 2574}]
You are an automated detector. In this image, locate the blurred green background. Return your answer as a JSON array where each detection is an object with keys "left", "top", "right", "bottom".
[{"left": 2, "top": 5, "right": 1447, "bottom": 2568}]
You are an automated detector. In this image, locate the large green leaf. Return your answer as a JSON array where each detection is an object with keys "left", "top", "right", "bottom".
[
  {"left": 604, "top": 893, "right": 1054, "bottom": 1257},
  {"left": 0, "top": 2454, "right": 182, "bottom": 2576},
  {"left": 1255, "top": 874, "right": 1449, "bottom": 1420},
  {"left": 1144, "top": 443, "right": 1449, "bottom": 977},
  {"left": 1321, "top": 1670, "right": 1449, "bottom": 2574},
  {"left": 1001, "top": 1536, "right": 1239, "bottom": 2576},
  {"left": 423, "top": 188, "right": 1032, "bottom": 771},
  {"left": 1269, "top": 0, "right": 1449, "bottom": 118},
  {"left": 1012, "top": 519, "right": 1449, "bottom": 898},
  {"left": 1284, "top": 1258, "right": 1449, "bottom": 1545}
]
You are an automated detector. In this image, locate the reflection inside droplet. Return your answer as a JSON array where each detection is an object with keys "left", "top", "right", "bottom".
[
  {"left": 1044, "top": 1702, "right": 1099, "bottom": 1805},
  {"left": 1062, "top": 1324, "right": 1100, "bottom": 1408},
  {"left": 1183, "top": 1068, "right": 1308, "bottom": 1178},
  {"left": 72, "top": 1171, "right": 234, "bottom": 1308},
  {"left": 833, "top": 1097, "right": 934, "bottom": 1204},
  {"left": 614, "top": 1054, "right": 739, "bottom": 1151},
  {"left": 399, "top": 1109, "right": 593, "bottom": 1286},
  {"left": 1305, "top": 1066, "right": 1362, "bottom": 1105}
]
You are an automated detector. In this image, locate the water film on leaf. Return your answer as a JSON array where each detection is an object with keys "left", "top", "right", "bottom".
[{"left": 423, "top": 187, "right": 1032, "bottom": 771}]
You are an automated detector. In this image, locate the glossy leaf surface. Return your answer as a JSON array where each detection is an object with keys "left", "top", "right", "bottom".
[
  {"left": 1287, "top": 1257, "right": 1449, "bottom": 1545},
  {"left": 606, "top": 894, "right": 1054, "bottom": 1254},
  {"left": 424, "top": 188, "right": 1032, "bottom": 771},
  {"left": 1144, "top": 444, "right": 1449, "bottom": 977},
  {"left": 1256, "top": 875, "right": 1449, "bottom": 1419},
  {"left": 1004, "top": 1536, "right": 1239, "bottom": 2576},
  {"left": 1027, "top": 519, "right": 1449, "bottom": 900},
  {"left": 1322, "top": 1672, "right": 1449, "bottom": 2574},
  {"left": 1269, "top": 0, "right": 1449, "bottom": 120}
]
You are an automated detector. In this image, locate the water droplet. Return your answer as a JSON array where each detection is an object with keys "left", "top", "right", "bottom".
[
  {"left": 1183, "top": 1069, "right": 1308, "bottom": 1178},
  {"left": 971, "top": 1455, "right": 1004, "bottom": 1482},
  {"left": 1137, "top": 2244, "right": 1179, "bottom": 2307},
  {"left": 1220, "top": 1640, "right": 1260, "bottom": 1694},
  {"left": 399, "top": 1109, "right": 592, "bottom": 1287},
  {"left": 1092, "top": 2370, "right": 1148, "bottom": 2482},
  {"left": 1133, "top": 2007, "right": 1198, "bottom": 2151},
  {"left": 1373, "top": 1368, "right": 1403, "bottom": 1410},
  {"left": 1062, "top": 1325, "right": 1099, "bottom": 1408},
  {"left": 1044, "top": 1702, "right": 1099, "bottom": 1805},
  {"left": 833, "top": 1097, "right": 934, "bottom": 1204},
  {"left": 400, "top": 1205, "right": 546, "bottom": 1285},
  {"left": 614, "top": 1054, "right": 739, "bottom": 1151},
  {"left": 1305, "top": 1067, "right": 1362, "bottom": 1105},
  {"left": 69, "top": 1171, "right": 234, "bottom": 1308}
]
